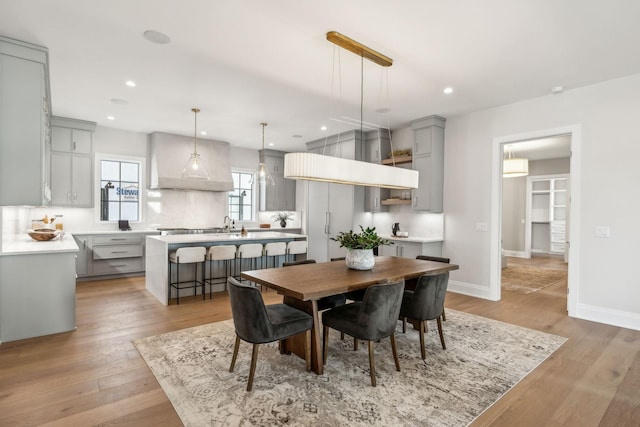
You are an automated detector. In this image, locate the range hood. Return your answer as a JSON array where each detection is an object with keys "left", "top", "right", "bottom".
[{"left": 149, "top": 132, "right": 234, "bottom": 192}]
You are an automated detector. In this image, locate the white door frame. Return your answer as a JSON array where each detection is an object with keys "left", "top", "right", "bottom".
[{"left": 490, "top": 125, "right": 581, "bottom": 316}]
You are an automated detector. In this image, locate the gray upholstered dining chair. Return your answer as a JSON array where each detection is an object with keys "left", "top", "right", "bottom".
[
  {"left": 399, "top": 272, "right": 449, "bottom": 359},
  {"left": 227, "top": 277, "right": 313, "bottom": 391},
  {"left": 282, "top": 259, "right": 347, "bottom": 310},
  {"left": 322, "top": 279, "right": 405, "bottom": 387},
  {"left": 403, "top": 255, "right": 451, "bottom": 321}
]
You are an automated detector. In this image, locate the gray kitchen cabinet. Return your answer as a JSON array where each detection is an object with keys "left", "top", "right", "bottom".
[
  {"left": 50, "top": 117, "right": 95, "bottom": 207},
  {"left": 305, "top": 130, "right": 365, "bottom": 262},
  {"left": 73, "top": 234, "right": 90, "bottom": 276},
  {"left": 51, "top": 125, "right": 92, "bottom": 154},
  {"left": 0, "top": 36, "right": 52, "bottom": 206},
  {"left": 0, "top": 251, "right": 76, "bottom": 342},
  {"left": 259, "top": 149, "right": 296, "bottom": 211},
  {"left": 74, "top": 232, "right": 159, "bottom": 280},
  {"left": 379, "top": 240, "right": 443, "bottom": 259},
  {"left": 364, "top": 130, "right": 390, "bottom": 213},
  {"left": 411, "top": 115, "right": 446, "bottom": 213}
]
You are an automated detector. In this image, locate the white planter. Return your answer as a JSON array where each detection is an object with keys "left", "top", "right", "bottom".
[{"left": 345, "top": 249, "right": 375, "bottom": 270}]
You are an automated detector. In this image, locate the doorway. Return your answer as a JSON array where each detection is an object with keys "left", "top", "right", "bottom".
[
  {"left": 501, "top": 138, "right": 570, "bottom": 297},
  {"left": 490, "top": 125, "right": 581, "bottom": 316}
]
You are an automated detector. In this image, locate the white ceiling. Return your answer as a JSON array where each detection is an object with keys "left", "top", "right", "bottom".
[{"left": 2, "top": 1, "right": 640, "bottom": 155}]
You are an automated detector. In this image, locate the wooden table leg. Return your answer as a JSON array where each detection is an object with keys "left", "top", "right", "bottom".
[
  {"left": 309, "top": 300, "right": 323, "bottom": 375},
  {"left": 280, "top": 297, "right": 323, "bottom": 375}
]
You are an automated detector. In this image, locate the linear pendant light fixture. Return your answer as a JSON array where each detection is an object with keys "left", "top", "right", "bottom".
[
  {"left": 284, "top": 31, "right": 418, "bottom": 190},
  {"left": 181, "top": 108, "right": 210, "bottom": 180},
  {"left": 503, "top": 145, "right": 529, "bottom": 178},
  {"left": 249, "top": 122, "right": 275, "bottom": 186}
]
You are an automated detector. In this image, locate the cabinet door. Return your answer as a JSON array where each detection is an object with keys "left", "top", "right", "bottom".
[
  {"left": 51, "top": 152, "right": 72, "bottom": 205},
  {"left": 306, "top": 181, "right": 329, "bottom": 262},
  {"left": 51, "top": 126, "right": 72, "bottom": 152},
  {"left": 364, "top": 187, "right": 389, "bottom": 212},
  {"left": 412, "top": 155, "right": 432, "bottom": 211},
  {"left": 0, "top": 54, "right": 47, "bottom": 206},
  {"left": 72, "top": 155, "right": 92, "bottom": 206},
  {"left": 327, "top": 183, "right": 353, "bottom": 259},
  {"left": 72, "top": 129, "right": 92, "bottom": 154},
  {"left": 413, "top": 127, "right": 433, "bottom": 156},
  {"left": 379, "top": 245, "right": 396, "bottom": 257},
  {"left": 74, "top": 235, "right": 90, "bottom": 276},
  {"left": 263, "top": 155, "right": 282, "bottom": 173}
]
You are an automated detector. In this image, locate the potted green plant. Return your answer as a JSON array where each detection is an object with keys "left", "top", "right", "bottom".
[
  {"left": 272, "top": 211, "right": 295, "bottom": 228},
  {"left": 331, "top": 226, "right": 393, "bottom": 270}
]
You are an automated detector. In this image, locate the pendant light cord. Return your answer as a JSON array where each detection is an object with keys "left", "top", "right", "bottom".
[{"left": 192, "top": 108, "right": 200, "bottom": 154}]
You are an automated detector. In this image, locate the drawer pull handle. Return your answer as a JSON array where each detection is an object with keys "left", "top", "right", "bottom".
[
  {"left": 110, "top": 238, "right": 127, "bottom": 241},
  {"left": 112, "top": 264, "right": 128, "bottom": 268},
  {"left": 111, "top": 251, "right": 128, "bottom": 254}
]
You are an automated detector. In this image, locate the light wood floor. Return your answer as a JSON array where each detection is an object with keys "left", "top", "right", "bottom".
[{"left": 0, "top": 270, "right": 638, "bottom": 426}]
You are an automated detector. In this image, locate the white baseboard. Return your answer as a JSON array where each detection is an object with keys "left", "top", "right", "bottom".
[
  {"left": 576, "top": 303, "right": 640, "bottom": 331},
  {"left": 448, "top": 280, "right": 496, "bottom": 301},
  {"left": 502, "top": 250, "right": 528, "bottom": 258}
]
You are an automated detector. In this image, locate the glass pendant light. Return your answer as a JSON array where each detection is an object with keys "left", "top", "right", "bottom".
[
  {"left": 181, "top": 108, "right": 210, "bottom": 180},
  {"left": 249, "top": 122, "right": 275, "bottom": 186}
]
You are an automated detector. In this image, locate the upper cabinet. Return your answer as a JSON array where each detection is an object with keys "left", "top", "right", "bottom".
[
  {"left": 364, "top": 130, "right": 390, "bottom": 213},
  {"left": 0, "top": 36, "right": 52, "bottom": 206},
  {"left": 50, "top": 116, "right": 96, "bottom": 207},
  {"left": 258, "top": 149, "right": 295, "bottom": 211},
  {"left": 411, "top": 115, "right": 446, "bottom": 213}
]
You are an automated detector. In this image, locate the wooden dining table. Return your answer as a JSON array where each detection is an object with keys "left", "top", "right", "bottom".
[{"left": 241, "top": 256, "right": 459, "bottom": 375}]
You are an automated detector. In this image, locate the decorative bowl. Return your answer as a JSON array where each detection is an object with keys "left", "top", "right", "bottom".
[{"left": 27, "top": 228, "right": 59, "bottom": 241}]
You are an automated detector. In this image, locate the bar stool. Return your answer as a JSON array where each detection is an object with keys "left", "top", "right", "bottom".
[
  {"left": 168, "top": 246, "right": 206, "bottom": 305},
  {"left": 236, "top": 243, "right": 264, "bottom": 285},
  {"left": 286, "top": 240, "right": 308, "bottom": 263},
  {"left": 205, "top": 245, "right": 237, "bottom": 297},
  {"left": 263, "top": 242, "right": 287, "bottom": 269}
]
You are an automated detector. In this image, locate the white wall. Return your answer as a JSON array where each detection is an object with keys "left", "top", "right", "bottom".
[{"left": 444, "top": 73, "right": 640, "bottom": 330}]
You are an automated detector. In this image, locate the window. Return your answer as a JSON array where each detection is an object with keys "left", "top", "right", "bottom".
[
  {"left": 228, "top": 171, "right": 254, "bottom": 221},
  {"left": 100, "top": 159, "right": 141, "bottom": 221}
]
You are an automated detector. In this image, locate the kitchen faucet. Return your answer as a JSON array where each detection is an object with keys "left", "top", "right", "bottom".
[{"left": 223, "top": 216, "right": 231, "bottom": 232}]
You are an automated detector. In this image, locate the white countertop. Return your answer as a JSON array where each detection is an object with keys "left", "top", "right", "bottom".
[
  {"left": 148, "top": 231, "right": 306, "bottom": 244},
  {"left": 379, "top": 234, "right": 443, "bottom": 243},
  {"left": 1, "top": 233, "right": 79, "bottom": 256},
  {"left": 70, "top": 229, "right": 160, "bottom": 235}
]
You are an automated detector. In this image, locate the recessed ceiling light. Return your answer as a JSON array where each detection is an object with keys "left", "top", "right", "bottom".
[
  {"left": 125, "top": 80, "right": 136, "bottom": 87},
  {"left": 268, "top": 142, "right": 275, "bottom": 147},
  {"left": 110, "top": 98, "right": 128, "bottom": 105},
  {"left": 551, "top": 86, "right": 564, "bottom": 94},
  {"left": 320, "top": 126, "right": 327, "bottom": 131},
  {"left": 200, "top": 131, "right": 207, "bottom": 136},
  {"left": 443, "top": 87, "right": 453, "bottom": 94},
  {"left": 143, "top": 30, "right": 171, "bottom": 45},
  {"left": 107, "top": 115, "right": 115, "bottom": 120}
]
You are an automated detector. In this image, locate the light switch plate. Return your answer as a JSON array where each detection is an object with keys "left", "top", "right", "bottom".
[
  {"left": 595, "top": 226, "right": 610, "bottom": 238},
  {"left": 475, "top": 222, "right": 489, "bottom": 232}
]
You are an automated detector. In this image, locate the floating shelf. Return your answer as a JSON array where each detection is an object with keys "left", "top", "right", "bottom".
[
  {"left": 381, "top": 198, "right": 411, "bottom": 206},
  {"left": 382, "top": 155, "right": 412, "bottom": 165}
]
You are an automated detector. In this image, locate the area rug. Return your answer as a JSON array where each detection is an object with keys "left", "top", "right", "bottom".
[
  {"left": 501, "top": 265, "right": 568, "bottom": 294},
  {"left": 133, "top": 310, "right": 566, "bottom": 427}
]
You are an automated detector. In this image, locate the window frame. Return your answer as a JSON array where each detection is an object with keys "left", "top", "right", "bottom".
[
  {"left": 94, "top": 153, "right": 145, "bottom": 223},
  {"left": 228, "top": 168, "right": 257, "bottom": 224}
]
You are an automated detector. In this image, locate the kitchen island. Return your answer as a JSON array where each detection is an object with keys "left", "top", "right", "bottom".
[{"left": 145, "top": 232, "right": 306, "bottom": 305}]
